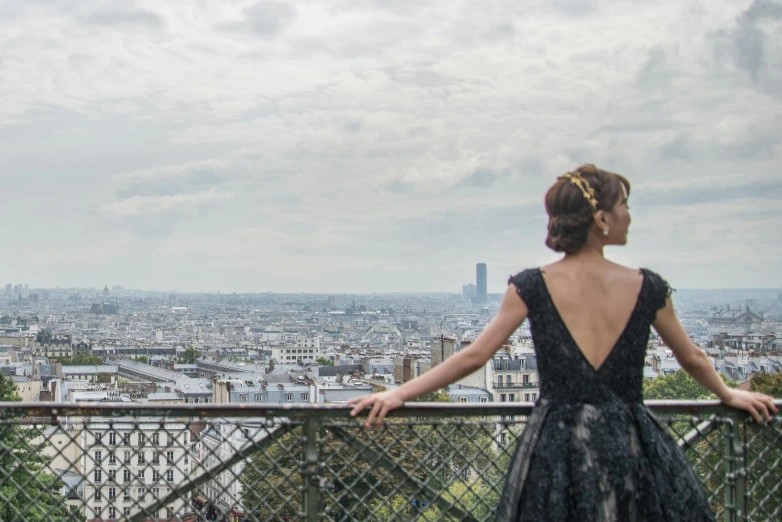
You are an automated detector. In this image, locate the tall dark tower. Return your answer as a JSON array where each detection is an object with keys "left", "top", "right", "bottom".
[{"left": 476, "top": 263, "right": 487, "bottom": 304}]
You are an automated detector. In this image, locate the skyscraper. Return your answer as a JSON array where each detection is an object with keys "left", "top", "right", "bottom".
[{"left": 476, "top": 263, "right": 487, "bottom": 304}]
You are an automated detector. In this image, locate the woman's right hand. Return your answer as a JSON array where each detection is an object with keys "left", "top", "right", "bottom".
[
  {"left": 722, "top": 389, "right": 778, "bottom": 423},
  {"left": 348, "top": 390, "right": 405, "bottom": 428}
]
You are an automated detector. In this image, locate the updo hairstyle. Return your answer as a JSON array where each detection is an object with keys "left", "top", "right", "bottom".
[{"left": 544, "top": 164, "right": 631, "bottom": 254}]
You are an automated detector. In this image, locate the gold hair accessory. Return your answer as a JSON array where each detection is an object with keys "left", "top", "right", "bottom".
[{"left": 560, "top": 171, "right": 598, "bottom": 212}]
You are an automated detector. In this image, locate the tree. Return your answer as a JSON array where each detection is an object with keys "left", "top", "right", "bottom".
[
  {"left": 51, "top": 354, "right": 103, "bottom": 366},
  {"left": 643, "top": 370, "right": 740, "bottom": 515},
  {"left": 180, "top": 347, "right": 199, "bottom": 365},
  {"left": 643, "top": 370, "right": 712, "bottom": 400},
  {"left": 749, "top": 373, "right": 782, "bottom": 397},
  {"left": 0, "top": 373, "right": 70, "bottom": 521},
  {"left": 135, "top": 355, "right": 148, "bottom": 364},
  {"left": 241, "top": 389, "right": 498, "bottom": 521},
  {"left": 315, "top": 357, "right": 334, "bottom": 366}
]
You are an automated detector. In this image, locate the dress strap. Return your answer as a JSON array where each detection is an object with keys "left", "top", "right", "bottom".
[
  {"left": 508, "top": 268, "right": 540, "bottom": 312},
  {"left": 639, "top": 268, "right": 674, "bottom": 323}
]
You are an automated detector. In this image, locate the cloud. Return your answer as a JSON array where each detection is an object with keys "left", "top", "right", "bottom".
[
  {"left": 84, "top": 6, "right": 165, "bottom": 30},
  {"left": 100, "top": 189, "right": 232, "bottom": 217},
  {"left": 216, "top": 0, "right": 296, "bottom": 37},
  {"left": 2, "top": 0, "right": 781, "bottom": 291}
]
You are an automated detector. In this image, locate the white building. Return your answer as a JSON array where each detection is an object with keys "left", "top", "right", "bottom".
[
  {"left": 80, "top": 418, "right": 192, "bottom": 521},
  {"left": 271, "top": 345, "right": 321, "bottom": 363}
]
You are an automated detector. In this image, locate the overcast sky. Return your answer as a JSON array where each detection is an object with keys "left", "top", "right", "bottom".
[{"left": 1, "top": 0, "right": 781, "bottom": 294}]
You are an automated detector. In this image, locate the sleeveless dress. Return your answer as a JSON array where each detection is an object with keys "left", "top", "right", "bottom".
[{"left": 495, "top": 268, "right": 716, "bottom": 522}]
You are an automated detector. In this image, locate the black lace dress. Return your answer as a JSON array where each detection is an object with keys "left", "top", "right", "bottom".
[{"left": 495, "top": 268, "right": 716, "bottom": 522}]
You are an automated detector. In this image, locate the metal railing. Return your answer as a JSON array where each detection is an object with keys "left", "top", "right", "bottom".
[{"left": 0, "top": 401, "right": 780, "bottom": 522}]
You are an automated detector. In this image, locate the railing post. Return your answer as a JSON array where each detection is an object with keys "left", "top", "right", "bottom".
[
  {"left": 725, "top": 415, "right": 746, "bottom": 522},
  {"left": 302, "top": 418, "right": 320, "bottom": 522}
]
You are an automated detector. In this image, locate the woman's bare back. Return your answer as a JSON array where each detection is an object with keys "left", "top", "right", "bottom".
[{"left": 539, "top": 260, "right": 644, "bottom": 371}]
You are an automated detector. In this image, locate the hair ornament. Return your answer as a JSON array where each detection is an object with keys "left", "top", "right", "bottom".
[{"left": 559, "top": 171, "right": 598, "bottom": 212}]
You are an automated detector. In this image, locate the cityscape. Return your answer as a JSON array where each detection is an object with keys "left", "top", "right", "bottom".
[
  {"left": 2, "top": 263, "right": 781, "bottom": 520},
  {"left": 2, "top": 0, "right": 781, "bottom": 520}
]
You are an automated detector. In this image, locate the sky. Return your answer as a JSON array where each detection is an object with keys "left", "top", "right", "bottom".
[{"left": 1, "top": 0, "right": 781, "bottom": 294}]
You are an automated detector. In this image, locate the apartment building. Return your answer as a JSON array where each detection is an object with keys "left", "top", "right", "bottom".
[{"left": 81, "top": 419, "right": 192, "bottom": 521}]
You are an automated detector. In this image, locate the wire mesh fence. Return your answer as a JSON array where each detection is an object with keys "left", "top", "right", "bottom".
[{"left": 0, "top": 401, "right": 779, "bottom": 522}]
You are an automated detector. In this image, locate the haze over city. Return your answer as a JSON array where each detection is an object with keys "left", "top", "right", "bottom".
[{"left": 2, "top": 0, "right": 781, "bottom": 294}]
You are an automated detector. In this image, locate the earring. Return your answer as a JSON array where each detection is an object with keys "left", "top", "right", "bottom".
[{"left": 603, "top": 228, "right": 609, "bottom": 236}]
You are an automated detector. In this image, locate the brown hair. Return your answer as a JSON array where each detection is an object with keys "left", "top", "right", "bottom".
[{"left": 544, "top": 164, "right": 631, "bottom": 254}]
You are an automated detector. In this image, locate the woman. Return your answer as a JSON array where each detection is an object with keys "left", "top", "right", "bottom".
[{"left": 349, "top": 164, "right": 777, "bottom": 521}]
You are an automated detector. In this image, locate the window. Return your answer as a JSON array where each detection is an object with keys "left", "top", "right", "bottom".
[
  {"left": 137, "top": 488, "right": 145, "bottom": 500},
  {"left": 256, "top": 394, "right": 263, "bottom": 402},
  {"left": 109, "top": 452, "right": 116, "bottom": 465},
  {"left": 108, "top": 507, "right": 116, "bottom": 519},
  {"left": 506, "top": 375, "right": 512, "bottom": 386},
  {"left": 94, "top": 470, "right": 102, "bottom": 483},
  {"left": 532, "top": 393, "right": 538, "bottom": 401},
  {"left": 139, "top": 469, "right": 145, "bottom": 482},
  {"left": 138, "top": 452, "right": 145, "bottom": 465},
  {"left": 153, "top": 451, "right": 160, "bottom": 464},
  {"left": 183, "top": 433, "right": 188, "bottom": 445},
  {"left": 166, "top": 470, "right": 174, "bottom": 482},
  {"left": 240, "top": 394, "right": 248, "bottom": 402},
  {"left": 95, "top": 433, "right": 103, "bottom": 445},
  {"left": 500, "top": 432, "right": 507, "bottom": 445},
  {"left": 123, "top": 470, "right": 130, "bottom": 483},
  {"left": 459, "top": 397, "right": 468, "bottom": 403},
  {"left": 302, "top": 393, "right": 309, "bottom": 401},
  {"left": 109, "top": 431, "right": 116, "bottom": 445},
  {"left": 152, "top": 433, "right": 160, "bottom": 446},
  {"left": 497, "top": 377, "right": 503, "bottom": 388},
  {"left": 522, "top": 374, "right": 529, "bottom": 384},
  {"left": 108, "top": 470, "right": 116, "bottom": 483},
  {"left": 123, "top": 433, "right": 130, "bottom": 445},
  {"left": 285, "top": 393, "right": 293, "bottom": 401},
  {"left": 138, "top": 434, "right": 145, "bottom": 447},
  {"left": 166, "top": 451, "right": 174, "bottom": 464},
  {"left": 94, "top": 451, "right": 102, "bottom": 464},
  {"left": 509, "top": 394, "right": 515, "bottom": 402},
  {"left": 124, "top": 507, "right": 131, "bottom": 515},
  {"left": 152, "top": 487, "right": 160, "bottom": 498},
  {"left": 108, "top": 488, "right": 116, "bottom": 500},
  {"left": 152, "top": 470, "right": 160, "bottom": 482},
  {"left": 524, "top": 394, "right": 530, "bottom": 402},
  {"left": 500, "top": 394, "right": 506, "bottom": 402},
  {"left": 123, "top": 490, "right": 131, "bottom": 502},
  {"left": 123, "top": 451, "right": 131, "bottom": 464},
  {"left": 94, "top": 488, "right": 102, "bottom": 501},
  {"left": 480, "top": 396, "right": 488, "bottom": 403}
]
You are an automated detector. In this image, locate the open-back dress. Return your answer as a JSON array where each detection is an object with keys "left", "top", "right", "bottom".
[{"left": 495, "top": 268, "right": 716, "bottom": 521}]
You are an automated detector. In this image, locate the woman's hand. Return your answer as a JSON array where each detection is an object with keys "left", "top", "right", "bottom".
[
  {"left": 722, "top": 389, "right": 778, "bottom": 423},
  {"left": 348, "top": 390, "right": 405, "bottom": 428}
]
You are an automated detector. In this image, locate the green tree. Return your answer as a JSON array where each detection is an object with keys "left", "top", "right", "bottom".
[
  {"left": 643, "top": 369, "right": 739, "bottom": 515},
  {"left": 643, "top": 370, "right": 712, "bottom": 400},
  {"left": 0, "top": 373, "right": 70, "bottom": 521},
  {"left": 180, "top": 347, "right": 199, "bottom": 364},
  {"left": 315, "top": 357, "right": 334, "bottom": 366},
  {"left": 241, "top": 388, "right": 498, "bottom": 521},
  {"left": 749, "top": 373, "right": 782, "bottom": 397},
  {"left": 135, "top": 355, "right": 148, "bottom": 364},
  {"left": 51, "top": 354, "right": 103, "bottom": 366}
]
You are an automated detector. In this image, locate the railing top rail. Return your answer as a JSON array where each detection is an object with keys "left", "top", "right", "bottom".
[{"left": 0, "top": 400, "right": 779, "bottom": 420}]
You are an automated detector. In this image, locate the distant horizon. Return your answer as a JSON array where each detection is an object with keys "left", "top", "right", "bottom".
[{"left": 5, "top": 282, "right": 782, "bottom": 297}]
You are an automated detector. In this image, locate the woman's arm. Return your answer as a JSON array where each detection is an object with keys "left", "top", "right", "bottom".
[
  {"left": 349, "top": 284, "right": 528, "bottom": 427},
  {"left": 653, "top": 296, "right": 777, "bottom": 423}
]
